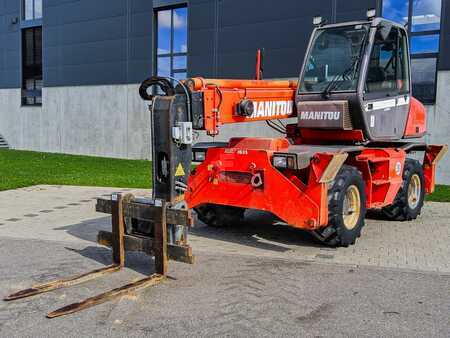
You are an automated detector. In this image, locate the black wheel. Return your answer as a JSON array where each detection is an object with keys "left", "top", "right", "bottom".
[
  {"left": 382, "top": 159, "right": 425, "bottom": 221},
  {"left": 313, "top": 165, "right": 367, "bottom": 247},
  {"left": 195, "top": 204, "right": 245, "bottom": 228}
]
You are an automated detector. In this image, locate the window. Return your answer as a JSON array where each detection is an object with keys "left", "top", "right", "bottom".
[
  {"left": 411, "top": 0, "right": 441, "bottom": 32},
  {"left": 22, "top": 27, "right": 42, "bottom": 105},
  {"left": 411, "top": 57, "right": 437, "bottom": 103},
  {"left": 23, "top": 0, "right": 42, "bottom": 20},
  {"left": 299, "top": 25, "right": 369, "bottom": 93},
  {"left": 366, "top": 27, "right": 410, "bottom": 95},
  {"left": 382, "top": 0, "right": 409, "bottom": 25},
  {"left": 410, "top": 34, "right": 440, "bottom": 53},
  {"left": 156, "top": 7, "right": 188, "bottom": 80},
  {"left": 21, "top": 0, "right": 42, "bottom": 105},
  {"left": 383, "top": 0, "right": 442, "bottom": 104}
]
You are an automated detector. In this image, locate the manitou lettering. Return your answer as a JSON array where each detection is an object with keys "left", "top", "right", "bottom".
[
  {"left": 299, "top": 111, "right": 340, "bottom": 120},
  {"left": 250, "top": 100, "right": 294, "bottom": 118}
]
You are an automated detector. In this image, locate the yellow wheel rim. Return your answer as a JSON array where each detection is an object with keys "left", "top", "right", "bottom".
[
  {"left": 343, "top": 185, "right": 361, "bottom": 230},
  {"left": 407, "top": 174, "right": 421, "bottom": 210}
]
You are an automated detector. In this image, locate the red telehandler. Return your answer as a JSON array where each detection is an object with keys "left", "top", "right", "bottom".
[
  {"left": 176, "top": 14, "right": 446, "bottom": 247},
  {"left": 4, "top": 13, "right": 447, "bottom": 317}
]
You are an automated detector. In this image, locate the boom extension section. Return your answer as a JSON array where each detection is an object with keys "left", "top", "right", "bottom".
[{"left": 186, "top": 77, "right": 297, "bottom": 135}]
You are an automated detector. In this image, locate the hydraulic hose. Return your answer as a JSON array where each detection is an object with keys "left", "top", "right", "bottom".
[{"left": 139, "top": 76, "right": 176, "bottom": 101}]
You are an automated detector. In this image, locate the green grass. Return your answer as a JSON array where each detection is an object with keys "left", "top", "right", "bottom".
[
  {"left": 427, "top": 185, "right": 450, "bottom": 203},
  {"left": 0, "top": 149, "right": 151, "bottom": 191},
  {"left": 1, "top": 149, "right": 449, "bottom": 202}
]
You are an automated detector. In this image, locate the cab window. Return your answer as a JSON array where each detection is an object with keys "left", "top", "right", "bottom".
[{"left": 365, "top": 26, "right": 410, "bottom": 96}]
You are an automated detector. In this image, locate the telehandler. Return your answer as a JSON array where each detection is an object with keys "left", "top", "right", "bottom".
[
  {"left": 5, "top": 12, "right": 446, "bottom": 317},
  {"left": 174, "top": 13, "right": 446, "bottom": 247}
]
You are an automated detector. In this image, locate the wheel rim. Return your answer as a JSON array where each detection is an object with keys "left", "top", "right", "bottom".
[
  {"left": 407, "top": 174, "right": 421, "bottom": 210},
  {"left": 342, "top": 185, "right": 361, "bottom": 230}
]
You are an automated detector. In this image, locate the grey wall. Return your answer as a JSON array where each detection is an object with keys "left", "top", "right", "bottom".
[
  {"left": 2, "top": 0, "right": 447, "bottom": 88},
  {"left": 43, "top": 0, "right": 154, "bottom": 87},
  {"left": 1, "top": 0, "right": 382, "bottom": 89},
  {"left": 0, "top": 0, "right": 20, "bottom": 88},
  {"left": 188, "top": 0, "right": 379, "bottom": 79}
]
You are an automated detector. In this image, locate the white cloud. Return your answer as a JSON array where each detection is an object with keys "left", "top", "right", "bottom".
[
  {"left": 158, "top": 10, "right": 187, "bottom": 29},
  {"left": 158, "top": 10, "right": 171, "bottom": 28}
]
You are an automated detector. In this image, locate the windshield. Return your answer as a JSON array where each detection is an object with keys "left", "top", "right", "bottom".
[{"left": 299, "top": 24, "right": 369, "bottom": 93}]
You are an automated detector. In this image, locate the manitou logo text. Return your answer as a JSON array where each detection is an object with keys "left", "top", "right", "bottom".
[
  {"left": 300, "top": 111, "right": 341, "bottom": 120},
  {"left": 250, "top": 100, "right": 294, "bottom": 118}
]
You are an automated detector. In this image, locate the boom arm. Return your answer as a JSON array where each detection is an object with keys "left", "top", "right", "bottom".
[{"left": 186, "top": 77, "right": 297, "bottom": 135}]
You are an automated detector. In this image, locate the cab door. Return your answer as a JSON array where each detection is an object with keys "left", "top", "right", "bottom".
[{"left": 362, "top": 24, "right": 411, "bottom": 140}]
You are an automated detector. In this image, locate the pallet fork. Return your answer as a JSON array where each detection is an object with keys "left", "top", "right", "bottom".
[
  {"left": 4, "top": 194, "right": 194, "bottom": 318},
  {"left": 5, "top": 76, "right": 196, "bottom": 317}
]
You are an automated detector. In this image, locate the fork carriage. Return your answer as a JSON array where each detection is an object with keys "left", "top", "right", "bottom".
[{"left": 4, "top": 193, "right": 194, "bottom": 318}]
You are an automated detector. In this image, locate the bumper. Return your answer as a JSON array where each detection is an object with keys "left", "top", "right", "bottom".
[{"left": 186, "top": 147, "right": 330, "bottom": 230}]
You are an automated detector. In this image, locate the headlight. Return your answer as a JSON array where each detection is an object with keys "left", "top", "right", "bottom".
[
  {"left": 273, "top": 156, "right": 288, "bottom": 168},
  {"left": 272, "top": 153, "right": 298, "bottom": 169},
  {"left": 193, "top": 150, "right": 206, "bottom": 162}
]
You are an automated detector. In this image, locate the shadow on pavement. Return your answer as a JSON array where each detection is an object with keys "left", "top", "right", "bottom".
[
  {"left": 191, "top": 209, "right": 323, "bottom": 251},
  {"left": 51, "top": 209, "right": 322, "bottom": 272},
  {"left": 53, "top": 216, "right": 111, "bottom": 243},
  {"left": 53, "top": 216, "right": 154, "bottom": 274},
  {"left": 64, "top": 245, "right": 155, "bottom": 275}
]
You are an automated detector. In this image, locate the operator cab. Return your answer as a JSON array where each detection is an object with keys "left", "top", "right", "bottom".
[{"left": 296, "top": 14, "right": 413, "bottom": 142}]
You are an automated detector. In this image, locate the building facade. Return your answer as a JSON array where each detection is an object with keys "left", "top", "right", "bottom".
[{"left": 0, "top": 0, "right": 449, "bottom": 183}]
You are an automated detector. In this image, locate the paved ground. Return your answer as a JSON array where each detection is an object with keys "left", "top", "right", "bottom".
[{"left": 0, "top": 185, "right": 449, "bottom": 337}]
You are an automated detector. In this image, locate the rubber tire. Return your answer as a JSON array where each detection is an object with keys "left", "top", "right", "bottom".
[
  {"left": 314, "top": 165, "right": 367, "bottom": 247},
  {"left": 195, "top": 204, "right": 245, "bottom": 228},
  {"left": 382, "top": 159, "right": 425, "bottom": 221}
]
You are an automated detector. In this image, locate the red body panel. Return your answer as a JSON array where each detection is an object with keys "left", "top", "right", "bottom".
[
  {"left": 404, "top": 97, "right": 427, "bottom": 138},
  {"left": 295, "top": 129, "right": 366, "bottom": 143},
  {"left": 185, "top": 137, "right": 445, "bottom": 231},
  {"left": 187, "top": 148, "right": 326, "bottom": 230},
  {"left": 351, "top": 149, "right": 406, "bottom": 208},
  {"left": 182, "top": 76, "right": 444, "bottom": 231}
]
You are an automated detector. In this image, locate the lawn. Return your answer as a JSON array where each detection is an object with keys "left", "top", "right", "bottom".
[
  {"left": 0, "top": 149, "right": 449, "bottom": 202},
  {"left": 0, "top": 149, "right": 151, "bottom": 191},
  {"left": 426, "top": 185, "right": 450, "bottom": 203}
]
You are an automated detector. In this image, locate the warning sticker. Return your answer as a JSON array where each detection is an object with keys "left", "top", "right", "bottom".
[{"left": 175, "top": 163, "right": 185, "bottom": 177}]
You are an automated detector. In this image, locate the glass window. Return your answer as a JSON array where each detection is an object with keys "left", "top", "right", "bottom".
[
  {"left": 156, "top": 6, "right": 188, "bottom": 80},
  {"left": 410, "top": 34, "right": 440, "bottom": 54},
  {"left": 411, "top": 0, "right": 442, "bottom": 32},
  {"left": 34, "top": 0, "right": 42, "bottom": 20},
  {"left": 157, "top": 57, "right": 171, "bottom": 77},
  {"left": 173, "top": 55, "right": 187, "bottom": 70},
  {"left": 299, "top": 25, "right": 369, "bottom": 93},
  {"left": 382, "top": 0, "right": 409, "bottom": 25},
  {"left": 173, "top": 7, "right": 188, "bottom": 53},
  {"left": 366, "top": 27, "right": 409, "bottom": 95},
  {"left": 157, "top": 10, "right": 171, "bottom": 55},
  {"left": 173, "top": 72, "right": 187, "bottom": 81},
  {"left": 24, "top": 0, "right": 33, "bottom": 20},
  {"left": 382, "top": 0, "right": 442, "bottom": 104},
  {"left": 23, "top": 0, "right": 42, "bottom": 20},
  {"left": 22, "top": 27, "right": 42, "bottom": 106},
  {"left": 411, "top": 58, "right": 437, "bottom": 103}
]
